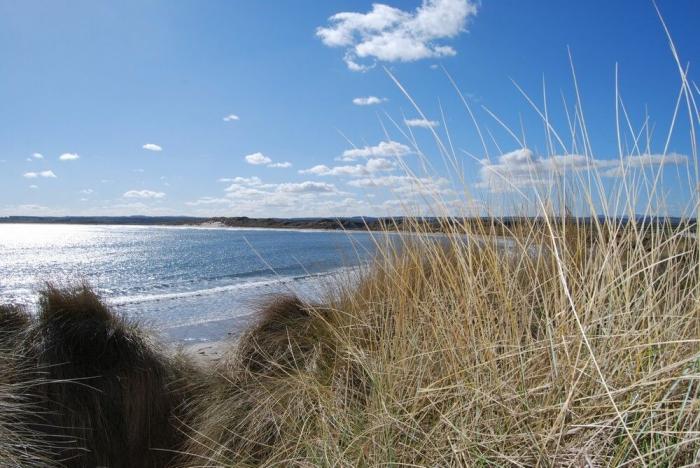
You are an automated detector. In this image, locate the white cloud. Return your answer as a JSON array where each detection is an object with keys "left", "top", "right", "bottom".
[
  {"left": 29, "top": 185, "right": 38, "bottom": 189},
  {"left": 476, "top": 148, "right": 599, "bottom": 193},
  {"left": 276, "top": 181, "right": 338, "bottom": 193},
  {"left": 32, "top": 152, "right": 44, "bottom": 159},
  {"left": 317, "top": 0, "right": 478, "bottom": 71},
  {"left": 187, "top": 176, "right": 345, "bottom": 216},
  {"left": 59, "top": 153, "right": 79, "bottom": 161},
  {"left": 142, "top": 143, "right": 163, "bottom": 152},
  {"left": 245, "top": 152, "right": 272, "bottom": 165},
  {"left": 80, "top": 189, "right": 94, "bottom": 195},
  {"left": 405, "top": 118, "right": 439, "bottom": 128},
  {"left": 123, "top": 189, "right": 166, "bottom": 199},
  {"left": 344, "top": 55, "right": 373, "bottom": 72},
  {"left": 23, "top": 170, "right": 56, "bottom": 179},
  {"left": 341, "top": 140, "right": 411, "bottom": 161},
  {"left": 352, "top": 96, "right": 386, "bottom": 105},
  {"left": 299, "top": 158, "right": 395, "bottom": 177},
  {"left": 348, "top": 174, "right": 452, "bottom": 195},
  {"left": 299, "top": 165, "right": 333, "bottom": 176},
  {"left": 218, "top": 176, "right": 263, "bottom": 185},
  {"left": 187, "top": 173, "right": 465, "bottom": 217},
  {"left": 476, "top": 148, "right": 689, "bottom": 193},
  {"left": 603, "top": 153, "right": 688, "bottom": 177},
  {"left": 223, "top": 114, "right": 240, "bottom": 122},
  {"left": 244, "top": 152, "right": 292, "bottom": 168},
  {"left": 224, "top": 186, "right": 267, "bottom": 197}
]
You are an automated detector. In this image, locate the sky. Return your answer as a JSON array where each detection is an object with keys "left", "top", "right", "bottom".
[{"left": 1, "top": 0, "right": 699, "bottom": 218}]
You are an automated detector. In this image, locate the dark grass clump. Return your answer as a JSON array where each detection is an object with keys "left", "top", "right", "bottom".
[
  {"left": 0, "top": 304, "right": 56, "bottom": 467},
  {"left": 237, "top": 295, "right": 324, "bottom": 374},
  {"left": 0, "top": 304, "right": 31, "bottom": 348},
  {"left": 176, "top": 295, "right": 342, "bottom": 466},
  {"left": 1, "top": 284, "right": 201, "bottom": 468}
]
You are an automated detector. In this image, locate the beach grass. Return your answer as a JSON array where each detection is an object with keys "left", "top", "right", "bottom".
[{"left": 175, "top": 217, "right": 699, "bottom": 466}]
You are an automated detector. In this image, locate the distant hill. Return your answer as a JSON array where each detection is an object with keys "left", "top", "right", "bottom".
[
  {"left": 0, "top": 215, "right": 694, "bottom": 232},
  {"left": 0, "top": 216, "right": 208, "bottom": 226}
]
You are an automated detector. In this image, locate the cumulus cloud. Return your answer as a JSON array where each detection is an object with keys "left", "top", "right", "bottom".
[
  {"left": 316, "top": 0, "right": 478, "bottom": 71},
  {"left": 29, "top": 185, "right": 38, "bottom": 189},
  {"left": 277, "top": 181, "right": 338, "bottom": 193},
  {"left": 221, "top": 177, "right": 335, "bottom": 197},
  {"left": 31, "top": 152, "right": 44, "bottom": 159},
  {"left": 123, "top": 189, "right": 166, "bottom": 199},
  {"left": 245, "top": 152, "right": 272, "bottom": 165},
  {"left": 603, "top": 153, "right": 688, "bottom": 177},
  {"left": 223, "top": 114, "right": 240, "bottom": 122},
  {"left": 186, "top": 173, "right": 465, "bottom": 218},
  {"left": 142, "top": 143, "right": 162, "bottom": 152},
  {"left": 476, "top": 148, "right": 689, "bottom": 193},
  {"left": 348, "top": 174, "right": 453, "bottom": 195},
  {"left": 80, "top": 189, "right": 94, "bottom": 195},
  {"left": 187, "top": 176, "right": 346, "bottom": 216},
  {"left": 23, "top": 170, "right": 56, "bottom": 179},
  {"left": 218, "top": 176, "right": 263, "bottom": 185},
  {"left": 340, "top": 140, "right": 411, "bottom": 161},
  {"left": 352, "top": 96, "right": 386, "bottom": 105},
  {"left": 405, "top": 118, "right": 439, "bottom": 128},
  {"left": 299, "top": 158, "right": 395, "bottom": 177},
  {"left": 59, "top": 153, "right": 79, "bottom": 161},
  {"left": 244, "top": 152, "right": 292, "bottom": 168}
]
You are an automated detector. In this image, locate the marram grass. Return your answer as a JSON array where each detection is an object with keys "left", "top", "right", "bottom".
[
  {"left": 177, "top": 220, "right": 700, "bottom": 466},
  {"left": 0, "top": 285, "right": 202, "bottom": 468}
]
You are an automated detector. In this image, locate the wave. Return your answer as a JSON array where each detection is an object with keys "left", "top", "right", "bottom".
[
  {"left": 102, "top": 224, "right": 377, "bottom": 235},
  {"left": 108, "top": 266, "right": 359, "bottom": 306}
]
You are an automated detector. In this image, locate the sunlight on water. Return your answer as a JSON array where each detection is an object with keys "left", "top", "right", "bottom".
[{"left": 0, "top": 224, "right": 376, "bottom": 342}]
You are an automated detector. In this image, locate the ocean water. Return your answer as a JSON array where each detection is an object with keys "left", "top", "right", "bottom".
[{"left": 0, "top": 224, "right": 380, "bottom": 343}]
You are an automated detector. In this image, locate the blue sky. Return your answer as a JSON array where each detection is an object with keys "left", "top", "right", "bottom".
[{"left": 1, "top": 0, "right": 698, "bottom": 218}]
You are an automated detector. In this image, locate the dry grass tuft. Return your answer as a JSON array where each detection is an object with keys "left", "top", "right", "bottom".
[
  {"left": 1, "top": 305, "right": 56, "bottom": 467},
  {"left": 0, "top": 284, "right": 201, "bottom": 468},
  {"left": 0, "top": 304, "right": 31, "bottom": 340},
  {"left": 178, "top": 295, "right": 336, "bottom": 465}
]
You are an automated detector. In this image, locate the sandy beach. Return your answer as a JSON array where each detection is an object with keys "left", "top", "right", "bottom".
[{"left": 184, "top": 339, "right": 231, "bottom": 365}]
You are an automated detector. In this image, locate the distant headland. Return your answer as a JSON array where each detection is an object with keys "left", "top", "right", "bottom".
[{"left": 0, "top": 215, "right": 694, "bottom": 234}]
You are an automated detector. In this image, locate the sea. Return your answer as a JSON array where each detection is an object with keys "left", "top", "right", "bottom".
[{"left": 0, "top": 224, "right": 382, "bottom": 344}]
